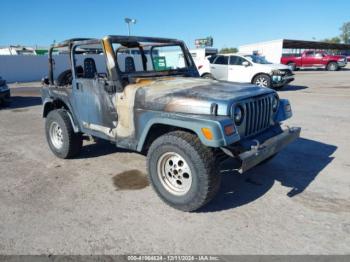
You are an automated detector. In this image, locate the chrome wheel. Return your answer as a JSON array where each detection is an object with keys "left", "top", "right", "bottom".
[
  {"left": 49, "top": 121, "right": 63, "bottom": 149},
  {"left": 157, "top": 152, "right": 192, "bottom": 196},
  {"left": 255, "top": 77, "right": 268, "bottom": 87},
  {"left": 328, "top": 63, "right": 337, "bottom": 71}
]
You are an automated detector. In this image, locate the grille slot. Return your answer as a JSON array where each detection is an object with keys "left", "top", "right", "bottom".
[{"left": 243, "top": 95, "right": 272, "bottom": 137}]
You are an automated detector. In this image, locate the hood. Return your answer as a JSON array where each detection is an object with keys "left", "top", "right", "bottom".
[
  {"left": 134, "top": 77, "right": 273, "bottom": 115},
  {"left": 268, "top": 63, "right": 291, "bottom": 70},
  {"left": 253, "top": 63, "right": 291, "bottom": 72}
]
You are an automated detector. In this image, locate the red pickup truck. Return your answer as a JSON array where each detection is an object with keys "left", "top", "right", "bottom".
[{"left": 281, "top": 50, "right": 347, "bottom": 71}]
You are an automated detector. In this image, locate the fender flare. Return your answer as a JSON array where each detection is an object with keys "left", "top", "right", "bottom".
[
  {"left": 42, "top": 98, "right": 80, "bottom": 133},
  {"left": 136, "top": 114, "right": 240, "bottom": 152}
]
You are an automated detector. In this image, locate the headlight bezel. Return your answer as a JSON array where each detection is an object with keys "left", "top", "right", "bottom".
[
  {"left": 272, "top": 94, "right": 279, "bottom": 112},
  {"left": 233, "top": 104, "right": 244, "bottom": 126}
]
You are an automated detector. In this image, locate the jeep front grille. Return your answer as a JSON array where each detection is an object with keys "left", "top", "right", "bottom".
[{"left": 243, "top": 95, "right": 273, "bottom": 137}]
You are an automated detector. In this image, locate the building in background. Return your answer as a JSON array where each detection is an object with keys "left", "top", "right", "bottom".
[
  {"left": 0, "top": 45, "right": 49, "bottom": 55},
  {"left": 239, "top": 39, "right": 350, "bottom": 63}
]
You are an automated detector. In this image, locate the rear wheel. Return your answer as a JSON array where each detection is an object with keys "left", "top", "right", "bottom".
[
  {"left": 326, "top": 62, "right": 338, "bottom": 71},
  {"left": 147, "top": 131, "right": 221, "bottom": 212},
  {"left": 253, "top": 74, "right": 272, "bottom": 88},
  {"left": 45, "top": 109, "right": 82, "bottom": 159}
]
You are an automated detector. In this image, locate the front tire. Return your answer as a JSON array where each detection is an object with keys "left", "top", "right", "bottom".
[
  {"left": 147, "top": 131, "right": 221, "bottom": 212},
  {"left": 326, "top": 62, "right": 338, "bottom": 71},
  {"left": 45, "top": 109, "right": 82, "bottom": 159},
  {"left": 253, "top": 74, "right": 272, "bottom": 88}
]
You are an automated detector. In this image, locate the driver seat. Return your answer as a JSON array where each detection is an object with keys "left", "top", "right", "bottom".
[
  {"left": 125, "top": 56, "right": 136, "bottom": 73},
  {"left": 84, "top": 58, "right": 97, "bottom": 78}
]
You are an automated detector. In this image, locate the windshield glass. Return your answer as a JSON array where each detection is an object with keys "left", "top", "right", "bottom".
[
  {"left": 244, "top": 55, "right": 272, "bottom": 64},
  {"left": 113, "top": 42, "right": 189, "bottom": 74}
]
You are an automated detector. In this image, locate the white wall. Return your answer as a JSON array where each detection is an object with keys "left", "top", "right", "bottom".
[
  {"left": 0, "top": 55, "right": 106, "bottom": 83},
  {"left": 239, "top": 39, "right": 284, "bottom": 64}
]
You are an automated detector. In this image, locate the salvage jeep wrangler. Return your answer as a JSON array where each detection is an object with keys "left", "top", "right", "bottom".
[{"left": 41, "top": 36, "right": 301, "bottom": 211}]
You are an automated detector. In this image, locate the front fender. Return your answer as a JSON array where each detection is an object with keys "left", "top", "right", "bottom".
[
  {"left": 136, "top": 111, "right": 240, "bottom": 151},
  {"left": 275, "top": 99, "right": 292, "bottom": 122}
]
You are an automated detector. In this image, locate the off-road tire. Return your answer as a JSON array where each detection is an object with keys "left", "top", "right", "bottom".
[
  {"left": 45, "top": 109, "right": 82, "bottom": 159},
  {"left": 56, "top": 69, "right": 73, "bottom": 86},
  {"left": 147, "top": 131, "right": 221, "bottom": 212},
  {"left": 326, "top": 62, "right": 338, "bottom": 71},
  {"left": 253, "top": 74, "right": 272, "bottom": 88}
]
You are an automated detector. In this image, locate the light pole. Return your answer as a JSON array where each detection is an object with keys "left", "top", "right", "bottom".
[{"left": 124, "top": 18, "right": 137, "bottom": 36}]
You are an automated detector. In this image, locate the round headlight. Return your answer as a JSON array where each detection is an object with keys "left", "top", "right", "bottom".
[
  {"left": 233, "top": 105, "right": 244, "bottom": 125},
  {"left": 272, "top": 95, "right": 279, "bottom": 112}
]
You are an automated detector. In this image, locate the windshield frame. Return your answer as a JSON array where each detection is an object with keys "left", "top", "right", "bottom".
[
  {"left": 48, "top": 36, "right": 199, "bottom": 89},
  {"left": 108, "top": 36, "right": 197, "bottom": 78}
]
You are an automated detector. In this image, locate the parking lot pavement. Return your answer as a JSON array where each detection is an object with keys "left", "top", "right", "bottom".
[{"left": 1, "top": 70, "right": 350, "bottom": 255}]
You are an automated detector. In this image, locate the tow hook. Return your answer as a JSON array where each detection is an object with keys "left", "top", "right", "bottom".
[
  {"left": 251, "top": 139, "right": 260, "bottom": 151},
  {"left": 288, "top": 126, "right": 299, "bottom": 133},
  {"left": 251, "top": 139, "right": 264, "bottom": 156}
]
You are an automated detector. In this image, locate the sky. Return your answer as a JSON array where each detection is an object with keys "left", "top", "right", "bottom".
[{"left": 1, "top": 0, "right": 349, "bottom": 49}]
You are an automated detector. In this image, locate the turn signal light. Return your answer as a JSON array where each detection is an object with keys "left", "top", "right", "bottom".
[
  {"left": 198, "top": 65, "right": 203, "bottom": 69},
  {"left": 224, "top": 124, "right": 235, "bottom": 136},
  {"left": 201, "top": 128, "right": 213, "bottom": 140}
]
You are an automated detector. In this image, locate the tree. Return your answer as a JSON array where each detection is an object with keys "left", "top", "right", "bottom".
[
  {"left": 340, "top": 22, "right": 350, "bottom": 44},
  {"left": 219, "top": 47, "right": 238, "bottom": 54},
  {"left": 323, "top": 37, "right": 341, "bottom": 44}
]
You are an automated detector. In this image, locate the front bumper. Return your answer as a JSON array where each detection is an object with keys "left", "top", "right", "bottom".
[
  {"left": 239, "top": 126, "right": 300, "bottom": 173},
  {"left": 222, "top": 126, "right": 301, "bottom": 173},
  {"left": 338, "top": 60, "right": 347, "bottom": 67},
  {"left": 272, "top": 75, "right": 295, "bottom": 87}
]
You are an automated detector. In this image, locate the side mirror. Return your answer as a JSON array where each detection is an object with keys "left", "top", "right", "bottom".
[{"left": 242, "top": 61, "right": 250, "bottom": 67}]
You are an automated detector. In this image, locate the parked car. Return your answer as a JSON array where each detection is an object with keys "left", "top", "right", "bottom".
[
  {"left": 42, "top": 35, "right": 300, "bottom": 212},
  {"left": 202, "top": 53, "right": 294, "bottom": 89},
  {"left": 281, "top": 50, "right": 347, "bottom": 71},
  {"left": 189, "top": 47, "right": 218, "bottom": 77},
  {"left": 0, "top": 77, "right": 10, "bottom": 105}
]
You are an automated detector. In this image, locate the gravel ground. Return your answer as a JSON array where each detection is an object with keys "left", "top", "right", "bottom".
[{"left": 0, "top": 70, "right": 349, "bottom": 255}]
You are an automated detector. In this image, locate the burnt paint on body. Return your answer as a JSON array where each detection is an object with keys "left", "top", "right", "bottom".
[
  {"left": 75, "top": 78, "right": 117, "bottom": 128},
  {"left": 134, "top": 77, "right": 273, "bottom": 115},
  {"left": 42, "top": 76, "right": 274, "bottom": 151}
]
